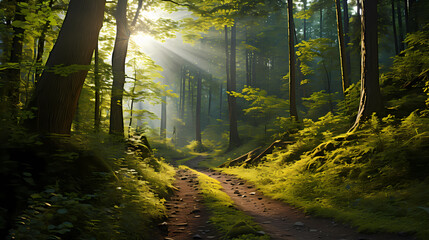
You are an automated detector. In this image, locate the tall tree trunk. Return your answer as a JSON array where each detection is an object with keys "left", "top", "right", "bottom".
[
  {"left": 196, "top": 72, "right": 202, "bottom": 145},
  {"left": 391, "top": 0, "right": 399, "bottom": 55},
  {"left": 224, "top": 25, "right": 230, "bottom": 95},
  {"left": 4, "top": 0, "right": 27, "bottom": 111},
  {"left": 251, "top": 52, "right": 256, "bottom": 86},
  {"left": 408, "top": 0, "right": 416, "bottom": 32},
  {"left": 179, "top": 66, "right": 183, "bottom": 116},
  {"left": 219, "top": 82, "right": 222, "bottom": 119},
  {"left": 128, "top": 61, "right": 138, "bottom": 138},
  {"left": 342, "top": 0, "right": 351, "bottom": 83},
  {"left": 180, "top": 66, "right": 186, "bottom": 120},
  {"left": 27, "top": 0, "right": 105, "bottom": 134},
  {"left": 94, "top": 41, "right": 101, "bottom": 130},
  {"left": 404, "top": 0, "right": 409, "bottom": 33},
  {"left": 287, "top": 0, "right": 298, "bottom": 120},
  {"left": 303, "top": 0, "right": 307, "bottom": 41},
  {"left": 109, "top": 0, "right": 129, "bottom": 136},
  {"left": 188, "top": 69, "right": 191, "bottom": 122},
  {"left": 227, "top": 22, "right": 240, "bottom": 150},
  {"left": 35, "top": 0, "right": 54, "bottom": 84},
  {"left": 109, "top": 0, "right": 143, "bottom": 136},
  {"left": 245, "top": 28, "right": 251, "bottom": 86},
  {"left": 160, "top": 96, "right": 167, "bottom": 139},
  {"left": 335, "top": 0, "right": 350, "bottom": 95},
  {"left": 319, "top": 8, "right": 323, "bottom": 38},
  {"left": 351, "top": 0, "right": 383, "bottom": 130},
  {"left": 397, "top": 0, "right": 405, "bottom": 51},
  {"left": 208, "top": 75, "right": 212, "bottom": 117}
]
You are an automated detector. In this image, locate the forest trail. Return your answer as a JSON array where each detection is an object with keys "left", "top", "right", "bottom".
[{"left": 164, "top": 156, "right": 416, "bottom": 240}]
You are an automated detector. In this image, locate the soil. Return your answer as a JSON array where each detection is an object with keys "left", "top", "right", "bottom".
[
  {"left": 163, "top": 156, "right": 417, "bottom": 240},
  {"left": 163, "top": 167, "right": 220, "bottom": 240}
]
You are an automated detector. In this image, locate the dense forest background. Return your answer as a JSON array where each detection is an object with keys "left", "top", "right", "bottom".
[{"left": 0, "top": 0, "right": 428, "bottom": 239}]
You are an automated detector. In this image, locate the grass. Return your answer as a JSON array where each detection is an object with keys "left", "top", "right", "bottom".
[
  {"left": 180, "top": 166, "right": 269, "bottom": 240},
  {"left": 5, "top": 131, "right": 177, "bottom": 240},
  {"left": 218, "top": 113, "right": 429, "bottom": 239}
]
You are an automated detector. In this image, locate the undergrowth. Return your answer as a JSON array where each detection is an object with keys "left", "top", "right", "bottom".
[
  {"left": 181, "top": 166, "right": 269, "bottom": 240},
  {"left": 221, "top": 111, "right": 429, "bottom": 239},
  {"left": 1, "top": 129, "right": 175, "bottom": 239}
]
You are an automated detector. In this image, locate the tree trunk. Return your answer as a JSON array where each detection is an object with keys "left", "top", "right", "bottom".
[
  {"left": 208, "top": 75, "right": 212, "bottom": 118},
  {"left": 227, "top": 22, "right": 240, "bottom": 150},
  {"left": 94, "top": 41, "right": 101, "bottom": 131},
  {"left": 251, "top": 52, "right": 256, "bottom": 86},
  {"left": 287, "top": 0, "right": 298, "bottom": 120},
  {"left": 180, "top": 66, "right": 186, "bottom": 120},
  {"left": 109, "top": 0, "right": 129, "bottom": 136},
  {"left": 351, "top": 0, "right": 383, "bottom": 130},
  {"left": 335, "top": 0, "right": 350, "bottom": 96},
  {"left": 27, "top": 0, "right": 105, "bottom": 134},
  {"left": 319, "top": 9, "right": 323, "bottom": 38},
  {"left": 196, "top": 72, "right": 202, "bottom": 144},
  {"left": 404, "top": 0, "right": 409, "bottom": 33},
  {"left": 397, "top": 0, "right": 405, "bottom": 51},
  {"left": 4, "top": 0, "right": 27, "bottom": 111},
  {"left": 391, "top": 0, "right": 399, "bottom": 55},
  {"left": 219, "top": 82, "right": 222, "bottom": 119},
  {"left": 160, "top": 96, "right": 167, "bottom": 139},
  {"left": 342, "top": 0, "right": 352, "bottom": 84},
  {"left": 35, "top": 0, "right": 54, "bottom": 84},
  {"left": 303, "top": 0, "right": 307, "bottom": 40},
  {"left": 224, "top": 25, "right": 230, "bottom": 95},
  {"left": 179, "top": 66, "right": 183, "bottom": 116},
  {"left": 109, "top": 0, "right": 143, "bottom": 136}
]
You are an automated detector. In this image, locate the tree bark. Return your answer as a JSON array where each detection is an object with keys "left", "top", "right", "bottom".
[
  {"left": 219, "top": 82, "right": 222, "bottom": 119},
  {"left": 160, "top": 96, "right": 167, "bottom": 139},
  {"left": 4, "top": 0, "right": 27, "bottom": 110},
  {"left": 208, "top": 74, "right": 212, "bottom": 117},
  {"left": 109, "top": 0, "right": 129, "bottom": 136},
  {"left": 397, "top": 0, "right": 405, "bottom": 51},
  {"left": 391, "top": 0, "right": 399, "bottom": 55},
  {"left": 303, "top": 0, "right": 307, "bottom": 40},
  {"left": 109, "top": 0, "right": 143, "bottom": 136},
  {"left": 319, "top": 9, "right": 323, "bottom": 38},
  {"left": 351, "top": 0, "right": 383, "bottom": 130},
  {"left": 227, "top": 22, "right": 240, "bottom": 150},
  {"left": 404, "top": 0, "right": 409, "bottom": 33},
  {"left": 342, "top": 0, "right": 351, "bottom": 84},
  {"left": 35, "top": 0, "right": 54, "bottom": 84},
  {"left": 94, "top": 41, "right": 101, "bottom": 131},
  {"left": 196, "top": 72, "right": 202, "bottom": 144},
  {"left": 335, "top": 0, "right": 350, "bottom": 95},
  {"left": 287, "top": 0, "right": 298, "bottom": 120},
  {"left": 27, "top": 0, "right": 105, "bottom": 134}
]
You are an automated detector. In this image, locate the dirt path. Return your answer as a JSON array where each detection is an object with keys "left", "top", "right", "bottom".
[
  {"left": 164, "top": 156, "right": 416, "bottom": 240},
  {"left": 206, "top": 170, "right": 416, "bottom": 240},
  {"left": 163, "top": 167, "right": 219, "bottom": 240}
]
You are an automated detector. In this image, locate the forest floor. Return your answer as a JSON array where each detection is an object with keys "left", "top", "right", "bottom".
[{"left": 163, "top": 156, "right": 416, "bottom": 240}]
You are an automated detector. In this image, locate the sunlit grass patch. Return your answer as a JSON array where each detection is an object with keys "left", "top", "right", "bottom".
[
  {"left": 219, "top": 112, "right": 429, "bottom": 240},
  {"left": 180, "top": 166, "right": 269, "bottom": 240}
]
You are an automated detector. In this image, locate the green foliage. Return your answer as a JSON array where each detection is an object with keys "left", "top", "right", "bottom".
[
  {"left": 3, "top": 131, "right": 175, "bottom": 239},
  {"left": 296, "top": 38, "right": 336, "bottom": 77},
  {"left": 230, "top": 86, "right": 289, "bottom": 119},
  {"left": 381, "top": 24, "right": 429, "bottom": 117},
  {"left": 302, "top": 90, "right": 340, "bottom": 119},
  {"left": 221, "top": 111, "right": 429, "bottom": 239}
]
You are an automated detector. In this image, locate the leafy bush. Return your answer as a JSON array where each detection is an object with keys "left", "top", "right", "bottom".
[
  {"left": 221, "top": 111, "right": 429, "bottom": 239},
  {"left": 3, "top": 130, "right": 175, "bottom": 240}
]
